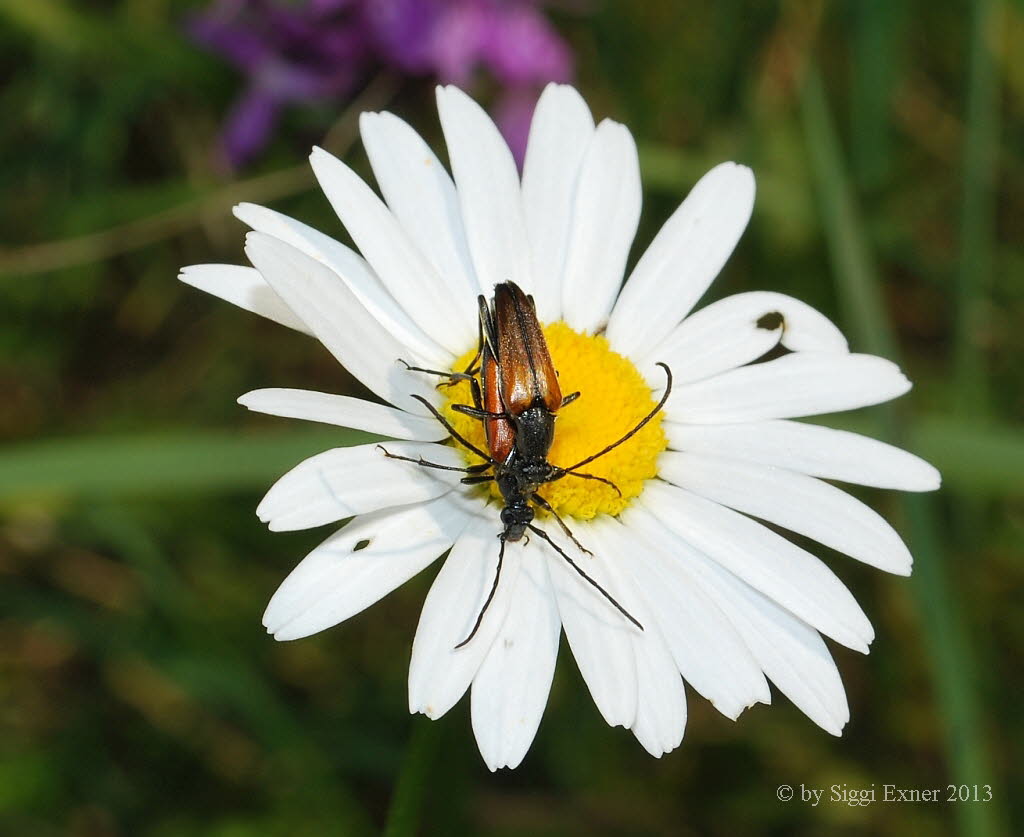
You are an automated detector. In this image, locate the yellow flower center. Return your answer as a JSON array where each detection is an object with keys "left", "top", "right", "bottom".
[{"left": 443, "top": 321, "right": 667, "bottom": 520}]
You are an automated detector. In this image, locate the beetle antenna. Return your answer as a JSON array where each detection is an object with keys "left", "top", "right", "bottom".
[
  {"left": 551, "top": 470, "right": 622, "bottom": 496},
  {"left": 454, "top": 535, "right": 506, "bottom": 649},
  {"left": 561, "top": 363, "right": 672, "bottom": 474},
  {"left": 527, "top": 525, "right": 643, "bottom": 632}
]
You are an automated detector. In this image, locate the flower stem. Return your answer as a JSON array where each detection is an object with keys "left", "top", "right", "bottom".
[{"left": 383, "top": 718, "right": 444, "bottom": 837}]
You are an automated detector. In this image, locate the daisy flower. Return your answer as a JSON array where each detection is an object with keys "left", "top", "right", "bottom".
[{"left": 179, "top": 83, "right": 940, "bottom": 770}]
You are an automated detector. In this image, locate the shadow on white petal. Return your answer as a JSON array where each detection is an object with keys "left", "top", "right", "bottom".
[
  {"left": 435, "top": 85, "right": 533, "bottom": 297},
  {"left": 471, "top": 549, "right": 560, "bottom": 771},
  {"left": 666, "top": 419, "right": 941, "bottom": 492},
  {"left": 237, "top": 388, "right": 446, "bottom": 441},
  {"left": 606, "top": 162, "right": 756, "bottom": 360},
  {"left": 256, "top": 441, "right": 465, "bottom": 532},
  {"left": 264, "top": 494, "right": 472, "bottom": 641},
  {"left": 178, "top": 264, "right": 310, "bottom": 334},
  {"left": 660, "top": 451, "right": 913, "bottom": 574},
  {"left": 521, "top": 83, "right": 595, "bottom": 322},
  {"left": 408, "top": 516, "right": 525, "bottom": 721}
]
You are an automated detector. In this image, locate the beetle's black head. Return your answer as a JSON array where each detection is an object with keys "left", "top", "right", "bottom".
[{"left": 500, "top": 503, "right": 534, "bottom": 542}]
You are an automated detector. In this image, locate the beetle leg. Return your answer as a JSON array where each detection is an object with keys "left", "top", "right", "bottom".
[
  {"left": 376, "top": 445, "right": 483, "bottom": 473},
  {"left": 398, "top": 359, "right": 478, "bottom": 389},
  {"left": 460, "top": 474, "right": 495, "bottom": 485},
  {"left": 400, "top": 360, "right": 485, "bottom": 411},
  {"left": 461, "top": 349, "right": 482, "bottom": 378},
  {"left": 478, "top": 293, "right": 499, "bottom": 358},
  {"left": 527, "top": 525, "right": 643, "bottom": 632},
  {"left": 398, "top": 359, "right": 471, "bottom": 379},
  {"left": 530, "top": 493, "right": 592, "bottom": 556},
  {"left": 451, "top": 404, "right": 507, "bottom": 421},
  {"left": 409, "top": 395, "right": 493, "bottom": 463},
  {"left": 454, "top": 533, "right": 506, "bottom": 649},
  {"left": 560, "top": 391, "right": 581, "bottom": 407}
]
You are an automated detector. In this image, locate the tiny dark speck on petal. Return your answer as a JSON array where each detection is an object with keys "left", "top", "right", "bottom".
[
  {"left": 354, "top": 538, "right": 371, "bottom": 552},
  {"left": 756, "top": 311, "right": 785, "bottom": 331}
]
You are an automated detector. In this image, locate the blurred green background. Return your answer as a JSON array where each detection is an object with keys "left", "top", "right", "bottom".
[{"left": 1, "top": 1, "right": 1021, "bottom": 835}]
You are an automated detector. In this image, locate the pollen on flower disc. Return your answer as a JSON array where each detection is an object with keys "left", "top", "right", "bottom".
[{"left": 443, "top": 322, "right": 668, "bottom": 520}]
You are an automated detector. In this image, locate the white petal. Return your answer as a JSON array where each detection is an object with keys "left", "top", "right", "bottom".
[
  {"left": 263, "top": 494, "right": 474, "bottom": 640},
  {"left": 237, "top": 389, "right": 446, "bottom": 441},
  {"left": 630, "top": 626, "right": 688, "bottom": 757},
  {"left": 618, "top": 506, "right": 771, "bottom": 719},
  {"left": 233, "top": 202, "right": 449, "bottom": 366},
  {"left": 667, "top": 352, "right": 912, "bottom": 424},
  {"left": 660, "top": 451, "right": 913, "bottom": 574},
  {"left": 435, "top": 85, "right": 533, "bottom": 296},
  {"left": 360, "top": 111, "right": 481, "bottom": 301},
  {"left": 560, "top": 120, "right": 642, "bottom": 333},
  {"left": 588, "top": 519, "right": 686, "bottom": 757},
  {"left": 606, "top": 162, "right": 755, "bottom": 359},
  {"left": 243, "top": 232, "right": 439, "bottom": 414},
  {"left": 640, "top": 291, "right": 848, "bottom": 386},
  {"left": 408, "top": 514, "right": 525, "bottom": 720},
  {"left": 471, "top": 549, "right": 560, "bottom": 771},
  {"left": 178, "top": 264, "right": 310, "bottom": 334},
  {"left": 642, "top": 481, "right": 874, "bottom": 652},
  {"left": 309, "top": 146, "right": 474, "bottom": 354},
  {"left": 256, "top": 441, "right": 466, "bottom": 532},
  {"left": 683, "top": 550, "right": 850, "bottom": 735},
  {"left": 666, "top": 419, "right": 941, "bottom": 491},
  {"left": 520, "top": 83, "right": 595, "bottom": 322},
  {"left": 546, "top": 524, "right": 638, "bottom": 728}
]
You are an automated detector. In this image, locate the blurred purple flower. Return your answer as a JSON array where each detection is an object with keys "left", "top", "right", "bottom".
[
  {"left": 188, "top": 0, "right": 370, "bottom": 167},
  {"left": 479, "top": 2, "right": 572, "bottom": 84},
  {"left": 493, "top": 86, "right": 540, "bottom": 166},
  {"left": 188, "top": 0, "right": 574, "bottom": 169}
]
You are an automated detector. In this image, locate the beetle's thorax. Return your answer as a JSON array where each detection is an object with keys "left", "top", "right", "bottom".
[
  {"left": 510, "top": 402, "right": 555, "bottom": 462},
  {"left": 496, "top": 447, "right": 556, "bottom": 499}
]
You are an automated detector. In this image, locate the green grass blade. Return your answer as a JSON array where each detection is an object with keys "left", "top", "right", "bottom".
[
  {"left": 0, "top": 428, "right": 376, "bottom": 501},
  {"left": 801, "top": 69, "right": 894, "bottom": 358},
  {"left": 851, "top": 0, "right": 906, "bottom": 189},
  {"left": 912, "top": 417, "right": 1024, "bottom": 496},
  {"left": 800, "top": 66, "right": 1004, "bottom": 837},
  {"left": 953, "top": 0, "right": 1003, "bottom": 417}
]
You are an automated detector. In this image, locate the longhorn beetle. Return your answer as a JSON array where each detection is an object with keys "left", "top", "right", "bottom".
[{"left": 380, "top": 282, "right": 672, "bottom": 647}]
